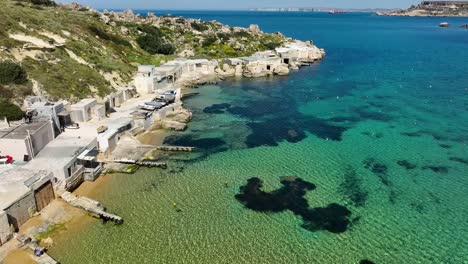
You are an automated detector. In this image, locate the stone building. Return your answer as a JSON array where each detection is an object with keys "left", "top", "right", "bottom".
[{"left": 0, "top": 167, "right": 55, "bottom": 243}]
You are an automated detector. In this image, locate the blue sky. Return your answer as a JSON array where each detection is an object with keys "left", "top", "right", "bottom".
[{"left": 58, "top": 0, "right": 422, "bottom": 10}]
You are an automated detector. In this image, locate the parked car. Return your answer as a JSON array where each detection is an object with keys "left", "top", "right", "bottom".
[
  {"left": 139, "top": 104, "right": 158, "bottom": 111},
  {"left": 144, "top": 101, "right": 166, "bottom": 109}
]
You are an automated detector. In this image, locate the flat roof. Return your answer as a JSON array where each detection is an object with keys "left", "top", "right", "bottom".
[
  {"left": 71, "top": 98, "right": 97, "bottom": 108},
  {"left": 23, "top": 132, "right": 95, "bottom": 172},
  {"left": 0, "top": 121, "right": 51, "bottom": 140},
  {"left": 0, "top": 167, "right": 51, "bottom": 210},
  {"left": 156, "top": 64, "right": 182, "bottom": 75}
]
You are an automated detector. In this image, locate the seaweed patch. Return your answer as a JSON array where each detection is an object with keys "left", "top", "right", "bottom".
[
  {"left": 401, "top": 132, "right": 421, "bottom": 137},
  {"left": 339, "top": 167, "right": 368, "bottom": 207},
  {"left": 449, "top": 157, "right": 468, "bottom": 165},
  {"left": 360, "top": 260, "right": 376, "bottom": 264},
  {"left": 203, "top": 103, "right": 231, "bottom": 114},
  {"left": 422, "top": 165, "right": 449, "bottom": 174},
  {"left": 439, "top": 144, "right": 452, "bottom": 149},
  {"left": 363, "top": 158, "right": 391, "bottom": 186},
  {"left": 235, "top": 177, "right": 352, "bottom": 233},
  {"left": 397, "top": 160, "right": 417, "bottom": 170}
]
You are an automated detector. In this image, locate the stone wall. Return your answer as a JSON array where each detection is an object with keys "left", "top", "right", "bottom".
[
  {"left": 0, "top": 211, "right": 12, "bottom": 245},
  {"left": 4, "top": 192, "right": 36, "bottom": 231}
]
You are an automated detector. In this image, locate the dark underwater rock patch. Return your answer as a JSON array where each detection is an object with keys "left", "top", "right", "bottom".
[
  {"left": 422, "top": 165, "right": 449, "bottom": 174},
  {"left": 449, "top": 157, "right": 468, "bottom": 165},
  {"left": 203, "top": 103, "right": 231, "bottom": 114},
  {"left": 360, "top": 260, "right": 376, "bottom": 264},
  {"left": 339, "top": 167, "right": 368, "bottom": 207},
  {"left": 227, "top": 99, "right": 290, "bottom": 119},
  {"left": 244, "top": 115, "right": 347, "bottom": 148},
  {"left": 409, "top": 202, "right": 426, "bottom": 214},
  {"left": 235, "top": 177, "right": 352, "bottom": 233},
  {"left": 352, "top": 106, "right": 392, "bottom": 122},
  {"left": 439, "top": 144, "right": 452, "bottom": 149},
  {"left": 363, "top": 158, "right": 390, "bottom": 186},
  {"left": 397, "top": 160, "right": 417, "bottom": 170},
  {"left": 401, "top": 131, "right": 422, "bottom": 137}
]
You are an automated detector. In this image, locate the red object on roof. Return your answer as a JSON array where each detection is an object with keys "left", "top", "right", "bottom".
[{"left": 0, "top": 155, "right": 13, "bottom": 164}]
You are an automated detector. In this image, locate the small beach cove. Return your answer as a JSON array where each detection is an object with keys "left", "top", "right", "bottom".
[{"left": 23, "top": 11, "right": 468, "bottom": 264}]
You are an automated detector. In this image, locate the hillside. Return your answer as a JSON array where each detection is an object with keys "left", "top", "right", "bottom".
[
  {"left": 0, "top": 0, "right": 288, "bottom": 119},
  {"left": 378, "top": 1, "right": 468, "bottom": 17}
]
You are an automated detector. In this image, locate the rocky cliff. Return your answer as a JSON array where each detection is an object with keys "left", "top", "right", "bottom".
[
  {"left": 0, "top": 0, "right": 290, "bottom": 117},
  {"left": 378, "top": 1, "right": 468, "bottom": 17}
]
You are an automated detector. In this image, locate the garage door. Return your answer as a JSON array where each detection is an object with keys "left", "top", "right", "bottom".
[{"left": 34, "top": 182, "right": 55, "bottom": 211}]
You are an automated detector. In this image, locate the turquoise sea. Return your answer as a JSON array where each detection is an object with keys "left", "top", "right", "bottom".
[{"left": 51, "top": 12, "right": 468, "bottom": 263}]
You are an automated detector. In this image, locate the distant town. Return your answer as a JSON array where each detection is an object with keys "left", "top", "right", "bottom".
[{"left": 250, "top": 7, "right": 399, "bottom": 13}]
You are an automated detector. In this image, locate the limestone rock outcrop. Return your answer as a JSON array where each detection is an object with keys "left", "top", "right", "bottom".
[{"left": 162, "top": 120, "right": 187, "bottom": 131}]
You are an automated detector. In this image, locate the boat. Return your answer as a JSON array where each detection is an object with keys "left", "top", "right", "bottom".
[
  {"left": 329, "top": 10, "right": 345, "bottom": 14},
  {"left": 64, "top": 123, "right": 80, "bottom": 129}
]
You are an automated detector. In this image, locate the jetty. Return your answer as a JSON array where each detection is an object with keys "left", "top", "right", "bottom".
[
  {"left": 60, "top": 192, "right": 123, "bottom": 224},
  {"left": 138, "top": 145, "right": 196, "bottom": 152},
  {"left": 156, "top": 146, "right": 196, "bottom": 152},
  {"left": 104, "top": 158, "right": 168, "bottom": 168}
]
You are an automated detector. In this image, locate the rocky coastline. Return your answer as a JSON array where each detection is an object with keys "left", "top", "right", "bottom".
[{"left": 377, "top": 1, "right": 468, "bottom": 17}]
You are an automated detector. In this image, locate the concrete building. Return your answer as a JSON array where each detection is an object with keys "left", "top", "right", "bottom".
[
  {"left": 97, "top": 117, "right": 134, "bottom": 155},
  {"left": 0, "top": 167, "right": 55, "bottom": 242},
  {"left": 23, "top": 133, "right": 100, "bottom": 191},
  {"left": 276, "top": 42, "right": 325, "bottom": 65},
  {"left": 118, "top": 87, "right": 136, "bottom": 102},
  {"left": 0, "top": 121, "right": 55, "bottom": 161},
  {"left": 240, "top": 55, "right": 284, "bottom": 77},
  {"left": 27, "top": 101, "right": 66, "bottom": 134},
  {"left": 70, "top": 99, "right": 104, "bottom": 123},
  {"left": 106, "top": 90, "right": 125, "bottom": 109},
  {"left": 134, "top": 65, "right": 159, "bottom": 95},
  {"left": 166, "top": 59, "right": 218, "bottom": 76}
]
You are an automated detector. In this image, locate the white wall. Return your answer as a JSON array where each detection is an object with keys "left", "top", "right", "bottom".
[{"left": 0, "top": 138, "right": 31, "bottom": 161}]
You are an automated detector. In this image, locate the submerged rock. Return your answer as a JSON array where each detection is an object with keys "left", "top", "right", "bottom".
[{"left": 235, "top": 177, "right": 352, "bottom": 233}]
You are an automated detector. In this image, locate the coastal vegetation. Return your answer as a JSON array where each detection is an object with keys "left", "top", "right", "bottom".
[
  {"left": 0, "top": 98, "right": 24, "bottom": 120},
  {"left": 0, "top": 0, "right": 288, "bottom": 113},
  {"left": 0, "top": 61, "right": 28, "bottom": 84}
]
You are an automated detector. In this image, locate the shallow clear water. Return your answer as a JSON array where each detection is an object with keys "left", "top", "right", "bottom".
[{"left": 51, "top": 12, "right": 468, "bottom": 263}]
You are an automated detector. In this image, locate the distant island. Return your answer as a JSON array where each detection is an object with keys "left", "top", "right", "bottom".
[{"left": 377, "top": 1, "right": 468, "bottom": 17}]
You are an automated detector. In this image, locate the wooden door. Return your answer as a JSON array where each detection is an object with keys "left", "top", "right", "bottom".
[{"left": 34, "top": 182, "right": 55, "bottom": 211}]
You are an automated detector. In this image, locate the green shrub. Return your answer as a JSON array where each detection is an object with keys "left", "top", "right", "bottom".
[
  {"left": 191, "top": 22, "right": 209, "bottom": 32},
  {"left": 233, "top": 31, "right": 250, "bottom": 38},
  {"left": 18, "top": 0, "right": 57, "bottom": 6},
  {"left": 136, "top": 25, "right": 176, "bottom": 55},
  {"left": 217, "top": 32, "right": 231, "bottom": 41},
  {"left": 263, "top": 42, "right": 281, "bottom": 50},
  {"left": 202, "top": 35, "right": 217, "bottom": 47},
  {"left": 137, "top": 24, "right": 162, "bottom": 36},
  {"left": 31, "top": 0, "right": 56, "bottom": 6},
  {"left": 0, "top": 61, "right": 28, "bottom": 85},
  {"left": 88, "top": 26, "right": 131, "bottom": 47},
  {"left": 137, "top": 35, "right": 175, "bottom": 55},
  {"left": 0, "top": 98, "right": 24, "bottom": 121}
]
